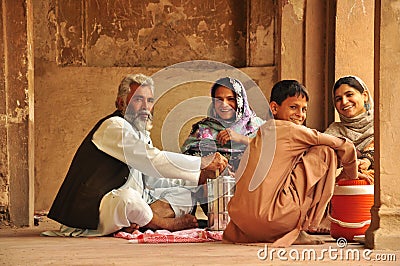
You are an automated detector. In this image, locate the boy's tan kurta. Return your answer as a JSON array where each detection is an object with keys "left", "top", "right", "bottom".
[{"left": 223, "top": 120, "right": 357, "bottom": 247}]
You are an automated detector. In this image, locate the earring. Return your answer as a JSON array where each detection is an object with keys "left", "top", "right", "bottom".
[{"left": 364, "top": 102, "right": 371, "bottom": 115}]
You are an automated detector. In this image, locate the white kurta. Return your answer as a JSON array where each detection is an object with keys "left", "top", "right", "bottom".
[{"left": 43, "top": 117, "right": 201, "bottom": 237}]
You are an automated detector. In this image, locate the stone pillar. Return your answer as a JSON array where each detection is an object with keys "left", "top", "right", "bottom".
[
  {"left": 0, "top": 0, "right": 8, "bottom": 223},
  {"left": 304, "top": 1, "right": 328, "bottom": 131},
  {"left": 279, "top": 0, "right": 331, "bottom": 131},
  {"left": 335, "top": 0, "right": 374, "bottom": 92},
  {"left": 279, "top": 0, "right": 305, "bottom": 82},
  {"left": 365, "top": 0, "right": 400, "bottom": 250},
  {"left": 0, "top": 0, "right": 35, "bottom": 227}
]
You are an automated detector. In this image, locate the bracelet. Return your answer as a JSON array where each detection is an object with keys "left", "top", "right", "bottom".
[{"left": 359, "top": 151, "right": 374, "bottom": 170}]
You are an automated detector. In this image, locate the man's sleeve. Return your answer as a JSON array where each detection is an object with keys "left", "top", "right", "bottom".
[{"left": 92, "top": 117, "right": 201, "bottom": 184}]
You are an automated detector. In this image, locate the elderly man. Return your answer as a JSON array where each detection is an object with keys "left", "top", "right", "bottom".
[{"left": 46, "top": 74, "right": 227, "bottom": 236}]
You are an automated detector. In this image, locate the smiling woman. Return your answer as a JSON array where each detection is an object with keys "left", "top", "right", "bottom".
[
  {"left": 325, "top": 75, "right": 374, "bottom": 180},
  {"left": 214, "top": 86, "right": 237, "bottom": 122},
  {"left": 333, "top": 80, "right": 369, "bottom": 119}
]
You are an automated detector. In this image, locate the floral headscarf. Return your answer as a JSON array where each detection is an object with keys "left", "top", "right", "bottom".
[
  {"left": 324, "top": 75, "right": 374, "bottom": 151},
  {"left": 208, "top": 77, "right": 262, "bottom": 135}
]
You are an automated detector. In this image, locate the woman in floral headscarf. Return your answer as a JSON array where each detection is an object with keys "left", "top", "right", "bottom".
[
  {"left": 325, "top": 75, "right": 374, "bottom": 182},
  {"left": 181, "top": 77, "right": 265, "bottom": 171},
  {"left": 181, "top": 77, "right": 265, "bottom": 218}
]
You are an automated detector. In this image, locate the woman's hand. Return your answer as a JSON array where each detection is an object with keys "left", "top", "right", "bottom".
[
  {"left": 216, "top": 129, "right": 249, "bottom": 146},
  {"left": 357, "top": 158, "right": 371, "bottom": 171},
  {"left": 336, "top": 169, "right": 374, "bottom": 185},
  {"left": 357, "top": 171, "right": 374, "bottom": 184}
]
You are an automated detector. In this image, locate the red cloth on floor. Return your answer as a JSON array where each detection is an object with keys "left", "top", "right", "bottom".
[{"left": 115, "top": 228, "right": 223, "bottom": 243}]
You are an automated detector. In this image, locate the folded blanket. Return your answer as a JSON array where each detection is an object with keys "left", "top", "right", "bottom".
[{"left": 114, "top": 228, "right": 223, "bottom": 244}]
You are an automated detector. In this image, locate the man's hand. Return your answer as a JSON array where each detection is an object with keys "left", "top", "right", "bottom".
[
  {"left": 200, "top": 152, "right": 228, "bottom": 183},
  {"left": 201, "top": 152, "right": 228, "bottom": 172},
  {"left": 198, "top": 169, "right": 217, "bottom": 185}
]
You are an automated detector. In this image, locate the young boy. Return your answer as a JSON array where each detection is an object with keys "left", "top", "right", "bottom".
[{"left": 223, "top": 80, "right": 367, "bottom": 247}]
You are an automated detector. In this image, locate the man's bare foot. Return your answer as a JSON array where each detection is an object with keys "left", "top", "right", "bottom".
[
  {"left": 145, "top": 214, "right": 199, "bottom": 232},
  {"left": 307, "top": 217, "right": 331, "bottom": 235},
  {"left": 293, "top": 231, "right": 325, "bottom": 245},
  {"left": 121, "top": 223, "right": 139, "bottom": 234}
]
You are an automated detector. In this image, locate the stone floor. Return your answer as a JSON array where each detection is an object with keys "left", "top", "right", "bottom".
[{"left": 0, "top": 217, "right": 399, "bottom": 266}]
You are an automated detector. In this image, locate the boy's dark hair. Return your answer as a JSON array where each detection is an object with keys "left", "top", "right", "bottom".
[{"left": 270, "top": 80, "right": 309, "bottom": 105}]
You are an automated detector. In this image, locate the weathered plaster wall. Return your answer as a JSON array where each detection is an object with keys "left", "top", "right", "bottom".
[
  {"left": 248, "top": 0, "right": 275, "bottom": 66},
  {"left": 280, "top": 0, "right": 304, "bottom": 82},
  {"left": 335, "top": 0, "right": 375, "bottom": 93},
  {"left": 33, "top": 0, "right": 277, "bottom": 211},
  {"left": 56, "top": 0, "right": 247, "bottom": 67}
]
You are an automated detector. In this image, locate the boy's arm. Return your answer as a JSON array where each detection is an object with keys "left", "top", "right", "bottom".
[{"left": 292, "top": 125, "right": 358, "bottom": 180}]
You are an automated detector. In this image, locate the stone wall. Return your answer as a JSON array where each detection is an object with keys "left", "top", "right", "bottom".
[{"left": 335, "top": 0, "right": 375, "bottom": 98}]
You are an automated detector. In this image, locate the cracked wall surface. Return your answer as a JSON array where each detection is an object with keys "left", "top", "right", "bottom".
[
  {"left": 336, "top": 0, "right": 374, "bottom": 93},
  {"left": 55, "top": 0, "right": 251, "bottom": 67}
]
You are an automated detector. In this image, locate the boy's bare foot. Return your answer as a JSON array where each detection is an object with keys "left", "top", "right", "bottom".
[
  {"left": 293, "top": 231, "right": 325, "bottom": 245},
  {"left": 307, "top": 217, "right": 331, "bottom": 235},
  {"left": 145, "top": 214, "right": 199, "bottom": 232}
]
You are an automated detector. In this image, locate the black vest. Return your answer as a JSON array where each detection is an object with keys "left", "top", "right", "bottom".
[{"left": 47, "top": 111, "right": 130, "bottom": 229}]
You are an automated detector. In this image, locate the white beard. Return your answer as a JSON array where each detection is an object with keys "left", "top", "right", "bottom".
[
  {"left": 133, "top": 118, "right": 149, "bottom": 132},
  {"left": 125, "top": 112, "right": 153, "bottom": 133}
]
